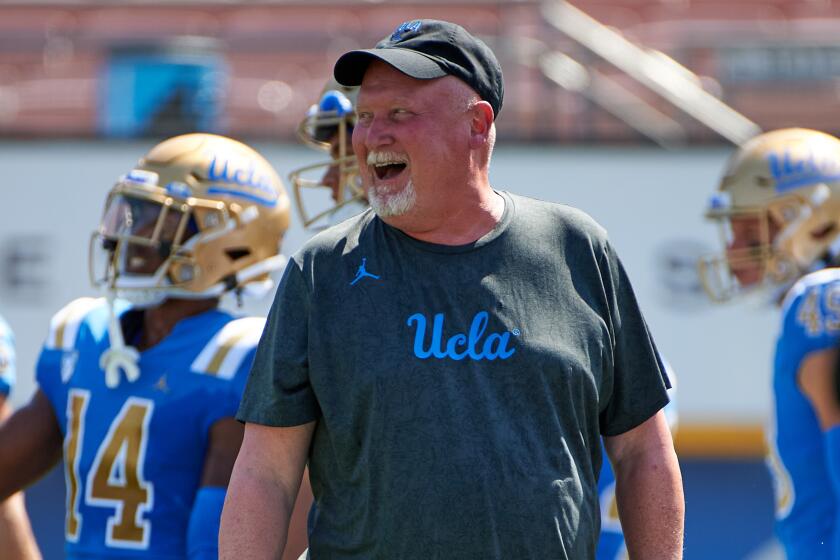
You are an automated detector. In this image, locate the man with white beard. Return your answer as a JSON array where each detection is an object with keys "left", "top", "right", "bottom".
[{"left": 221, "top": 18, "right": 684, "bottom": 560}]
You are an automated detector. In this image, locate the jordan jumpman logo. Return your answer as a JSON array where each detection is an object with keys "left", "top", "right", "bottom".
[{"left": 350, "top": 258, "right": 380, "bottom": 285}]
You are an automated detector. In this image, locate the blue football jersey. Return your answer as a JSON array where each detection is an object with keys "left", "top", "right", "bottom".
[
  {"left": 0, "top": 314, "right": 15, "bottom": 397},
  {"left": 36, "top": 297, "right": 263, "bottom": 559},
  {"left": 770, "top": 268, "right": 840, "bottom": 560}
]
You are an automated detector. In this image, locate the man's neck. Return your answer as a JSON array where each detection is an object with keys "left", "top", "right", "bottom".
[
  {"left": 138, "top": 298, "right": 219, "bottom": 351},
  {"left": 390, "top": 186, "right": 505, "bottom": 246}
]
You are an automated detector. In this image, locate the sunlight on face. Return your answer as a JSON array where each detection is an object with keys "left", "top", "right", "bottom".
[
  {"left": 353, "top": 62, "right": 474, "bottom": 223},
  {"left": 725, "top": 215, "right": 773, "bottom": 286}
]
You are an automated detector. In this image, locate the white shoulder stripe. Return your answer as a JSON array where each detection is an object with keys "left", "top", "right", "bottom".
[
  {"left": 191, "top": 317, "right": 266, "bottom": 380},
  {"left": 46, "top": 298, "right": 104, "bottom": 351},
  {"left": 780, "top": 268, "right": 840, "bottom": 316}
]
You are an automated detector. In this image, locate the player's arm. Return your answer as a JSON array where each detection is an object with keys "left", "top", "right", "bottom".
[
  {"left": 0, "top": 396, "right": 44, "bottom": 560},
  {"left": 219, "top": 421, "right": 315, "bottom": 559},
  {"left": 186, "top": 416, "right": 244, "bottom": 560},
  {"left": 799, "top": 348, "right": 840, "bottom": 429},
  {"left": 603, "top": 409, "right": 684, "bottom": 559},
  {"left": 799, "top": 348, "right": 840, "bottom": 492},
  {"left": 0, "top": 389, "right": 63, "bottom": 502}
]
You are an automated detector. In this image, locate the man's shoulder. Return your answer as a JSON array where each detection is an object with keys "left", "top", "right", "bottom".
[
  {"left": 507, "top": 192, "right": 608, "bottom": 242},
  {"left": 778, "top": 267, "right": 840, "bottom": 344},
  {"left": 43, "top": 297, "right": 111, "bottom": 352},
  {"left": 781, "top": 268, "right": 840, "bottom": 314},
  {"left": 188, "top": 314, "right": 266, "bottom": 380}
]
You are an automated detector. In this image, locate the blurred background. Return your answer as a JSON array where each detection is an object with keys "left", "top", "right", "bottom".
[{"left": 3, "top": 0, "right": 837, "bottom": 557}]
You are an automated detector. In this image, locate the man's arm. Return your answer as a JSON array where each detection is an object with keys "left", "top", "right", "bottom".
[
  {"left": 603, "top": 409, "right": 684, "bottom": 559},
  {"left": 219, "top": 421, "right": 315, "bottom": 559},
  {"left": 189, "top": 416, "right": 312, "bottom": 560},
  {"left": 186, "top": 417, "right": 245, "bottom": 560},
  {"left": 0, "top": 389, "right": 63, "bottom": 502},
  {"left": 0, "top": 396, "right": 46, "bottom": 560},
  {"left": 798, "top": 348, "right": 840, "bottom": 535}
]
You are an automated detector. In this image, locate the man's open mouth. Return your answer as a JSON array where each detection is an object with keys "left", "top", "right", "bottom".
[
  {"left": 373, "top": 162, "right": 407, "bottom": 180},
  {"left": 368, "top": 151, "right": 409, "bottom": 182}
]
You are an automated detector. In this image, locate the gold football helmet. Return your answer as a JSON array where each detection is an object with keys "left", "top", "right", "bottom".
[
  {"left": 90, "top": 133, "right": 291, "bottom": 307},
  {"left": 699, "top": 128, "right": 840, "bottom": 302},
  {"left": 289, "top": 80, "right": 366, "bottom": 229}
]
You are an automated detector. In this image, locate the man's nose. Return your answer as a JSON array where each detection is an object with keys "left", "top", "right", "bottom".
[{"left": 361, "top": 116, "right": 393, "bottom": 150}]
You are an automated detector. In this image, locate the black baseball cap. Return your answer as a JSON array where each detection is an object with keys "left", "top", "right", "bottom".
[{"left": 333, "top": 19, "right": 504, "bottom": 119}]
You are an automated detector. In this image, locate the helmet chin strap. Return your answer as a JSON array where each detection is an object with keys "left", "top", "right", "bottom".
[
  {"left": 100, "top": 291, "right": 140, "bottom": 389},
  {"left": 129, "top": 254, "right": 288, "bottom": 301}
]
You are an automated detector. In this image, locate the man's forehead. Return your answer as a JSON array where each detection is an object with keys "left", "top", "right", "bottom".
[
  {"left": 358, "top": 64, "right": 428, "bottom": 96},
  {"left": 356, "top": 86, "right": 419, "bottom": 108},
  {"left": 357, "top": 67, "right": 461, "bottom": 107}
]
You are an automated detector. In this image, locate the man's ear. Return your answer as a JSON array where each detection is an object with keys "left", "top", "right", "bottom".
[{"left": 468, "top": 101, "right": 495, "bottom": 148}]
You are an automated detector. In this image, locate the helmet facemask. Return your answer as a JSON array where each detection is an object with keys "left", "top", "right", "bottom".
[
  {"left": 290, "top": 88, "right": 367, "bottom": 229},
  {"left": 90, "top": 174, "right": 234, "bottom": 308},
  {"left": 699, "top": 206, "right": 789, "bottom": 302},
  {"left": 699, "top": 184, "right": 838, "bottom": 302}
]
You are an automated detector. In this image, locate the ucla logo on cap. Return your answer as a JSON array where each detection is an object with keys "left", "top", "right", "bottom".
[{"left": 391, "top": 20, "right": 422, "bottom": 42}]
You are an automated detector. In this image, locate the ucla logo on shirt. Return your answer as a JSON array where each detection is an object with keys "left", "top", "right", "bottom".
[{"left": 407, "top": 310, "right": 518, "bottom": 361}]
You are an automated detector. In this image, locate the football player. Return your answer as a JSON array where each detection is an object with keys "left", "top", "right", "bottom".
[
  {"left": 0, "top": 315, "right": 42, "bottom": 560},
  {"left": 698, "top": 128, "right": 840, "bottom": 559},
  {"left": 0, "top": 133, "right": 296, "bottom": 559},
  {"left": 289, "top": 81, "right": 366, "bottom": 230}
]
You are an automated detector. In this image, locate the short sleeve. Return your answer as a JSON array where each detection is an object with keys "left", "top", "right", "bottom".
[
  {"left": 0, "top": 318, "right": 16, "bottom": 397},
  {"left": 202, "top": 349, "right": 254, "bottom": 434},
  {"left": 237, "top": 257, "right": 320, "bottom": 426},
  {"left": 598, "top": 241, "right": 670, "bottom": 436}
]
